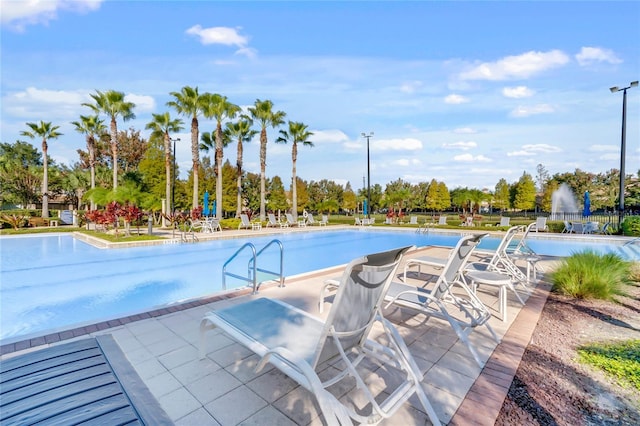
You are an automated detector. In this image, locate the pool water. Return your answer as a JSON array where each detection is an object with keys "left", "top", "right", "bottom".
[{"left": 0, "top": 230, "right": 634, "bottom": 342}]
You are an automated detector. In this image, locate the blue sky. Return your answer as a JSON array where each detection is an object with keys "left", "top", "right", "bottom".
[{"left": 1, "top": 0, "right": 639, "bottom": 191}]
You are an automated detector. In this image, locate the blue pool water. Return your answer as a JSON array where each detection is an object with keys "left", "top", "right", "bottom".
[{"left": 0, "top": 230, "right": 634, "bottom": 342}]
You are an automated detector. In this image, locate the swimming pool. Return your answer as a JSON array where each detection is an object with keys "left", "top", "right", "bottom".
[{"left": 0, "top": 229, "right": 635, "bottom": 342}]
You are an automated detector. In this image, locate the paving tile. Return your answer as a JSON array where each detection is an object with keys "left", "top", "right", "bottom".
[
  {"left": 204, "top": 385, "right": 267, "bottom": 426},
  {"left": 145, "top": 334, "right": 189, "bottom": 357},
  {"left": 224, "top": 353, "right": 274, "bottom": 383},
  {"left": 170, "top": 356, "right": 223, "bottom": 386},
  {"left": 158, "top": 387, "right": 203, "bottom": 421},
  {"left": 247, "top": 368, "right": 299, "bottom": 403},
  {"left": 133, "top": 357, "right": 167, "bottom": 380},
  {"left": 145, "top": 370, "right": 183, "bottom": 399},
  {"left": 206, "top": 341, "right": 255, "bottom": 368},
  {"left": 238, "top": 405, "right": 299, "bottom": 426},
  {"left": 271, "top": 385, "right": 322, "bottom": 425},
  {"left": 175, "top": 407, "right": 220, "bottom": 426},
  {"left": 424, "top": 364, "right": 476, "bottom": 399},
  {"left": 186, "top": 368, "right": 242, "bottom": 405},
  {"left": 158, "top": 343, "right": 198, "bottom": 370}
]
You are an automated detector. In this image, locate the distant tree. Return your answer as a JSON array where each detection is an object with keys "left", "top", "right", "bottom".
[
  {"left": 248, "top": 99, "right": 286, "bottom": 221},
  {"left": 221, "top": 159, "right": 237, "bottom": 215},
  {"left": 494, "top": 178, "right": 510, "bottom": 211},
  {"left": 267, "top": 175, "right": 288, "bottom": 212},
  {"left": 436, "top": 182, "right": 451, "bottom": 211},
  {"left": 225, "top": 116, "right": 258, "bottom": 217},
  {"left": 138, "top": 137, "right": 166, "bottom": 212},
  {"left": 425, "top": 179, "right": 440, "bottom": 212},
  {"left": 513, "top": 171, "right": 537, "bottom": 212},
  {"left": 167, "top": 86, "right": 206, "bottom": 208},
  {"left": 71, "top": 114, "right": 106, "bottom": 205},
  {"left": 145, "top": 112, "right": 184, "bottom": 220},
  {"left": 0, "top": 141, "right": 42, "bottom": 207},
  {"left": 20, "top": 121, "right": 62, "bottom": 218},
  {"left": 83, "top": 90, "right": 136, "bottom": 189},
  {"left": 276, "top": 121, "right": 314, "bottom": 218},
  {"left": 411, "top": 182, "right": 429, "bottom": 211},
  {"left": 293, "top": 176, "right": 310, "bottom": 213},
  {"left": 342, "top": 182, "right": 357, "bottom": 213},
  {"left": 242, "top": 172, "right": 261, "bottom": 213},
  {"left": 203, "top": 93, "right": 240, "bottom": 219},
  {"left": 116, "top": 128, "right": 148, "bottom": 173}
]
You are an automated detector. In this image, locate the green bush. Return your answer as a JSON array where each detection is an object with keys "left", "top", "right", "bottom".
[
  {"left": 552, "top": 250, "right": 631, "bottom": 299},
  {"left": 620, "top": 215, "right": 640, "bottom": 237}
]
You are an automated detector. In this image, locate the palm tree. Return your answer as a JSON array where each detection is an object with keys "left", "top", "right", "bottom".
[
  {"left": 71, "top": 114, "right": 106, "bottom": 209},
  {"left": 225, "top": 116, "right": 258, "bottom": 218},
  {"left": 276, "top": 121, "right": 314, "bottom": 220},
  {"left": 20, "top": 121, "right": 62, "bottom": 218},
  {"left": 167, "top": 86, "right": 206, "bottom": 209},
  {"left": 145, "top": 112, "right": 184, "bottom": 226},
  {"left": 202, "top": 93, "right": 240, "bottom": 219},
  {"left": 82, "top": 90, "right": 136, "bottom": 189},
  {"left": 248, "top": 99, "right": 286, "bottom": 221}
]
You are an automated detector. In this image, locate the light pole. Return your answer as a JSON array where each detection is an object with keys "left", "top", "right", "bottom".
[
  {"left": 610, "top": 81, "right": 638, "bottom": 225},
  {"left": 170, "top": 137, "right": 180, "bottom": 216},
  {"left": 361, "top": 132, "right": 374, "bottom": 218}
]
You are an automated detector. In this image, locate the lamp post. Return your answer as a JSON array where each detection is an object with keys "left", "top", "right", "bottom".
[
  {"left": 361, "top": 132, "right": 374, "bottom": 218},
  {"left": 170, "top": 137, "right": 180, "bottom": 216},
  {"left": 610, "top": 81, "right": 638, "bottom": 226}
]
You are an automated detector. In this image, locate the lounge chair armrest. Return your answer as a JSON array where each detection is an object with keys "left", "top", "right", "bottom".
[{"left": 384, "top": 288, "right": 438, "bottom": 309}]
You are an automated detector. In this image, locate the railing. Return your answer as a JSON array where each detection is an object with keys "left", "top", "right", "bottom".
[{"left": 222, "top": 239, "right": 284, "bottom": 294}]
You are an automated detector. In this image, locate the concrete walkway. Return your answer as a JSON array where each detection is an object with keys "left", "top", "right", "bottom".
[{"left": 1, "top": 236, "right": 555, "bottom": 425}]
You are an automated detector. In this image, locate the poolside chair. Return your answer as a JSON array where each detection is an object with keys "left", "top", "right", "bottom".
[
  {"left": 570, "top": 221, "right": 584, "bottom": 234},
  {"left": 409, "top": 215, "right": 418, "bottom": 225},
  {"left": 200, "top": 246, "right": 442, "bottom": 426},
  {"left": 319, "top": 215, "right": 328, "bottom": 226},
  {"left": 285, "top": 213, "right": 302, "bottom": 227},
  {"left": 320, "top": 234, "right": 498, "bottom": 367},
  {"left": 437, "top": 216, "right": 447, "bottom": 226},
  {"left": 306, "top": 213, "right": 319, "bottom": 226},
  {"left": 499, "top": 216, "right": 510, "bottom": 227},
  {"left": 267, "top": 213, "right": 287, "bottom": 228},
  {"left": 561, "top": 220, "right": 573, "bottom": 233},
  {"left": 464, "top": 226, "right": 531, "bottom": 321},
  {"left": 531, "top": 216, "right": 548, "bottom": 232}
]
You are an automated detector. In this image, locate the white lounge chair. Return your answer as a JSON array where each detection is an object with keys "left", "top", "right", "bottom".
[
  {"left": 319, "top": 215, "right": 328, "bottom": 226},
  {"left": 561, "top": 221, "right": 573, "bottom": 233},
  {"left": 499, "top": 216, "right": 510, "bottom": 227},
  {"left": 531, "top": 216, "right": 548, "bottom": 232},
  {"left": 285, "top": 213, "right": 301, "bottom": 227},
  {"left": 267, "top": 213, "right": 287, "bottom": 228},
  {"left": 200, "top": 246, "right": 442, "bottom": 426},
  {"left": 437, "top": 216, "right": 447, "bottom": 226},
  {"left": 321, "top": 234, "right": 497, "bottom": 367},
  {"left": 239, "top": 213, "right": 261, "bottom": 230},
  {"left": 409, "top": 215, "right": 418, "bottom": 225},
  {"left": 306, "top": 213, "right": 320, "bottom": 226}
]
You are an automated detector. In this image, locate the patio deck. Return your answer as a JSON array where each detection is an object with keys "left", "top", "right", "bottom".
[{"left": 0, "top": 232, "right": 556, "bottom": 425}]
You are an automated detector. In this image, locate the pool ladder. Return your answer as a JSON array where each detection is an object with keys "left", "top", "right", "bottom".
[{"left": 222, "top": 239, "right": 285, "bottom": 294}]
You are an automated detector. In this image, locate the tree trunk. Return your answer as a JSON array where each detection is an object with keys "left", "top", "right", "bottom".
[
  {"left": 259, "top": 129, "right": 267, "bottom": 221},
  {"left": 41, "top": 139, "right": 49, "bottom": 219},
  {"left": 110, "top": 117, "right": 118, "bottom": 189},
  {"left": 191, "top": 117, "right": 199, "bottom": 210},
  {"left": 236, "top": 138, "right": 243, "bottom": 218}
]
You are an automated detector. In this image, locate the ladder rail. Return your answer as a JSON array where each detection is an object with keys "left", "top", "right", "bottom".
[
  {"left": 251, "top": 239, "right": 285, "bottom": 288},
  {"left": 222, "top": 242, "right": 257, "bottom": 293}
]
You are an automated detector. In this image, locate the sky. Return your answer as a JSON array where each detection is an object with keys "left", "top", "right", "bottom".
[{"left": 1, "top": 0, "right": 639, "bottom": 192}]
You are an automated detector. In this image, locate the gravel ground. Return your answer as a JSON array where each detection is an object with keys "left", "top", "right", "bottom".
[{"left": 495, "top": 282, "right": 640, "bottom": 425}]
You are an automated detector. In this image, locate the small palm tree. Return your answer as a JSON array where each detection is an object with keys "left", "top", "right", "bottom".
[
  {"left": 276, "top": 121, "right": 314, "bottom": 220},
  {"left": 248, "top": 99, "right": 286, "bottom": 221},
  {"left": 202, "top": 93, "right": 240, "bottom": 219},
  {"left": 20, "top": 121, "right": 62, "bottom": 218},
  {"left": 145, "top": 112, "right": 184, "bottom": 225},
  {"left": 83, "top": 90, "right": 136, "bottom": 190},
  {"left": 167, "top": 86, "right": 206, "bottom": 209},
  {"left": 225, "top": 116, "right": 258, "bottom": 217},
  {"left": 71, "top": 114, "right": 106, "bottom": 209}
]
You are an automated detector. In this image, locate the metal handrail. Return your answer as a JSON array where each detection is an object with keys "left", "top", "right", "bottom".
[
  {"left": 222, "top": 242, "right": 257, "bottom": 293},
  {"left": 222, "top": 239, "right": 284, "bottom": 294},
  {"left": 250, "top": 239, "right": 285, "bottom": 288}
]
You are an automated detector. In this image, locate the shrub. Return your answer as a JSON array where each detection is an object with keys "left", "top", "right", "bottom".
[
  {"left": 620, "top": 215, "right": 640, "bottom": 237},
  {"left": 578, "top": 340, "right": 640, "bottom": 391},
  {"left": 552, "top": 250, "right": 632, "bottom": 299}
]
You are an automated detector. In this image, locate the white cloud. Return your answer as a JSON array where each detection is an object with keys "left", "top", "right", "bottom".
[
  {"left": 391, "top": 158, "right": 421, "bottom": 167},
  {"left": 508, "top": 143, "right": 562, "bottom": 157},
  {"left": 125, "top": 94, "right": 155, "bottom": 112},
  {"left": 502, "top": 86, "right": 534, "bottom": 98},
  {"left": 459, "top": 50, "right": 569, "bottom": 81},
  {"left": 588, "top": 144, "right": 619, "bottom": 152},
  {"left": 4, "top": 86, "right": 88, "bottom": 117},
  {"left": 186, "top": 25, "right": 255, "bottom": 57},
  {"left": 373, "top": 138, "right": 423, "bottom": 151},
  {"left": 442, "top": 141, "right": 477, "bottom": 150},
  {"left": 510, "top": 104, "right": 555, "bottom": 117},
  {"left": 453, "top": 153, "right": 491, "bottom": 162},
  {"left": 311, "top": 129, "right": 349, "bottom": 144},
  {"left": 453, "top": 127, "right": 477, "bottom": 134},
  {"left": 400, "top": 80, "right": 423, "bottom": 94},
  {"left": 1, "top": 0, "right": 103, "bottom": 31},
  {"left": 444, "top": 94, "right": 469, "bottom": 104},
  {"left": 575, "top": 46, "right": 622, "bottom": 66}
]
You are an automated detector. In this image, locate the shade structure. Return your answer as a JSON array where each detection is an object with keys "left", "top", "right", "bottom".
[
  {"left": 203, "top": 191, "right": 210, "bottom": 216},
  {"left": 583, "top": 191, "right": 591, "bottom": 217}
]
